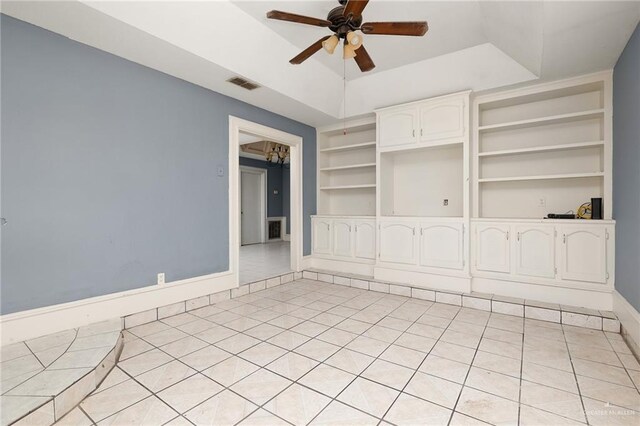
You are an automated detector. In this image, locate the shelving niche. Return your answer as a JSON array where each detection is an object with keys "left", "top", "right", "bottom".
[
  {"left": 474, "top": 75, "right": 611, "bottom": 219},
  {"left": 317, "top": 121, "right": 376, "bottom": 216},
  {"left": 380, "top": 143, "right": 463, "bottom": 217}
]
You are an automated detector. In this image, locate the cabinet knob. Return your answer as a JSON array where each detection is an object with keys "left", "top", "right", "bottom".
[
  {"left": 412, "top": 129, "right": 415, "bottom": 137},
  {"left": 506, "top": 231, "right": 510, "bottom": 240}
]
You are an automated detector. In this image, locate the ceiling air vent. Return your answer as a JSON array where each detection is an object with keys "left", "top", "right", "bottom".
[{"left": 227, "top": 77, "right": 260, "bottom": 91}]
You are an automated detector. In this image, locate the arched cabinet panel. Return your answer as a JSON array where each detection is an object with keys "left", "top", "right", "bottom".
[
  {"left": 333, "top": 220, "right": 353, "bottom": 258},
  {"left": 560, "top": 227, "right": 607, "bottom": 283},
  {"left": 419, "top": 223, "right": 464, "bottom": 270},
  {"left": 515, "top": 225, "right": 555, "bottom": 278},
  {"left": 379, "top": 222, "right": 417, "bottom": 265},
  {"left": 419, "top": 98, "right": 466, "bottom": 143},
  {"left": 378, "top": 110, "right": 418, "bottom": 148},
  {"left": 312, "top": 218, "right": 332, "bottom": 255},
  {"left": 476, "top": 224, "right": 510, "bottom": 273}
]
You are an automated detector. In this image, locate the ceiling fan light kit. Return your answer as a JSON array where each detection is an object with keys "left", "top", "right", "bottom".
[
  {"left": 322, "top": 35, "right": 340, "bottom": 54},
  {"left": 266, "top": 0, "right": 428, "bottom": 72}
]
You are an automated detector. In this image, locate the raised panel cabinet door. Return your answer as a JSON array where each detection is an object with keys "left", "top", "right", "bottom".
[
  {"left": 560, "top": 227, "right": 607, "bottom": 284},
  {"left": 419, "top": 98, "right": 465, "bottom": 143},
  {"left": 379, "top": 222, "right": 417, "bottom": 265},
  {"left": 378, "top": 109, "right": 418, "bottom": 148},
  {"left": 312, "top": 218, "right": 332, "bottom": 255},
  {"left": 515, "top": 225, "right": 555, "bottom": 278},
  {"left": 476, "top": 224, "right": 511, "bottom": 273},
  {"left": 333, "top": 220, "right": 353, "bottom": 258},
  {"left": 419, "top": 223, "right": 464, "bottom": 270},
  {"left": 354, "top": 220, "right": 376, "bottom": 260}
]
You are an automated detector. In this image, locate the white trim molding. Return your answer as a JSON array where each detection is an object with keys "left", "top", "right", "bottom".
[
  {"left": 613, "top": 290, "right": 640, "bottom": 357},
  {"left": 0, "top": 271, "right": 235, "bottom": 345},
  {"left": 229, "top": 116, "right": 304, "bottom": 283}
]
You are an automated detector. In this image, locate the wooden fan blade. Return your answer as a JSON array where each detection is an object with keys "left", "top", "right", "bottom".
[
  {"left": 343, "top": 0, "right": 369, "bottom": 18},
  {"left": 354, "top": 45, "right": 375, "bottom": 72},
  {"left": 266, "top": 10, "right": 331, "bottom": 27},
  {"left": 290, "top": 36, "right": 331, "bottom": 64},
  {"left": 361, "top": 21, "right": 428, "bottom": 36}
]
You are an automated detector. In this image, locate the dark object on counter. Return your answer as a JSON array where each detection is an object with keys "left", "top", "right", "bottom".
[{"left": 591, "top": 198, "right": 603, "bottom": 220}]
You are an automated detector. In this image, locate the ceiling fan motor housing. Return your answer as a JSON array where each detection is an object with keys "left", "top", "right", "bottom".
[{"left": 327, "top": 6, "right": 362, "bottom": 37}]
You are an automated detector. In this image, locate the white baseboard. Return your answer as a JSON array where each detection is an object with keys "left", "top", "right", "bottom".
[
  {"left": 473, "top": 277, "right": 613, "bottom": 311},
  {"left": 613, "top": 290, "right": 640, "bottom": 356},
  {"left": 0, "top": 270, "right": 237, "bottom": 345},
  {"left": 374, "top": 266, "right": 471, "bottom": 293},
  {"left": 310, "top": 257, "right": 375, "bottom": 277}
]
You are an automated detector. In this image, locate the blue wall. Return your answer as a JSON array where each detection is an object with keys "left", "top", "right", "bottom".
[
  {"left": 613, "top": 22, "right": 640, "bottom": 311},
  {"left": 0, "top": 15, "right": 316, "bottom": 314},
  {"left": 239, "top": 157, "right": 290, "bottom": 232}
]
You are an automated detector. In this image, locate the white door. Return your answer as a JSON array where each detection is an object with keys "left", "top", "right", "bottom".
[
  {"left": 379, "top": 221, "right": 417, "bottom": 265},
  {"left": 560, "top": 227, "right": 607, "bottom": 283},
  {"left": 475, "top": 224, "right": 511, "bottom": 273},
  {"left": 312, "top": 218, "right": 332, "bottom": 255},
  {"left": 515, "top": 225, "right": 555, "bottom": 278},
  {"left": 419, "top": 98, "right": 466, "bottom": 143},
  {"left": 378, "top": 109, "right": 418, "bottom": 148},
  {"left": 240, "top": 170, "right": 263, "bottom": 245},
  {"left": 333, "top": 220, "right": 353, "bottom": 258},
  {"left": 354, "top": 220, "right": 376, "bottom": 260},
  {"left": 419, "top": 223, "right": 464, "bottom": 270}
]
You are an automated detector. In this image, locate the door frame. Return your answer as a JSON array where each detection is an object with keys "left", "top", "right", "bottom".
[
  {"left": 229, "top": 116, "right": 303, "bottom": 285},
  {"left": 239, "top": 165, "right": 267, "bottom": 245}
]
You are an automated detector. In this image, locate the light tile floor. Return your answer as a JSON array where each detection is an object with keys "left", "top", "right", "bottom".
[
  {"left": 240, "top": 241, "right": 291, "bottom": 285},
  {"left": 67, "top": 279, "right": 640, "bottom": 426}
]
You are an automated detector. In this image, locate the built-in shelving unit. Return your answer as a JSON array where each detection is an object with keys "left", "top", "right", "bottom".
[
  {"left": 317, "top": 119, "right": 377, "bottom": 216},
  {"left": 473, "top": 73, "right": 612, "bottom": 219}
]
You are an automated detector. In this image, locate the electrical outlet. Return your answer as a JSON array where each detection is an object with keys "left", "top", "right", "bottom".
[
  {"left": 157, "top": 273, "right": 165, "bottom": 285},
  {"left": 216, "top": 166, "right": 224, "bottom": 177},
  {"left": 538, "top": 197, "right": 546, "bottom": 207},
  {"left": 443, "top": 199, "right": 449, "bottom": 206}
]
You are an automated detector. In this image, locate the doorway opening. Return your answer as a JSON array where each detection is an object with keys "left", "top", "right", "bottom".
[{"left": 229, "top": 117, "right": 303, "bottom": 286}]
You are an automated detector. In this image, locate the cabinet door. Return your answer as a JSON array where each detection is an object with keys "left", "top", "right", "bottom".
[
  {"left": 515, "top": 225, "right": 555, "bottom": 278},
  {"left": 476, "top": 224, "right": 511, "bottom": 273},
  {"left": 419, "top": 223, "right": 464, "bottom": 270},
  {"left": 560, "top": 227, "right": 607, "bottom": 283},
  {"left": 379, "top": 222, "right": 417, "bottom": 265},
  {"left": 419, "top": 97, "right": 465, "bottom": 143},
  {"left": 312, "top": 218, "right": 332, "bottom": 255},
  {"left": 354, "top": 220, "right": 376, "bottom": 260},
  {"left": 333, "top": 220, "right": 353, "bottom": 258},
  {"left": 378, "top": 109, "right": 418, "bottom": 148}
]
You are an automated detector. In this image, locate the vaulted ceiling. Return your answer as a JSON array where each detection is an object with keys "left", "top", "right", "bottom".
[{"left": 3, "top": 1, "right": 639, "bottom": 126}]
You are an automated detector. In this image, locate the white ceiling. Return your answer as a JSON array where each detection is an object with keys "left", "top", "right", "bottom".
[{"left": 2, "top": 1, "right": 639, "bottom": 127}]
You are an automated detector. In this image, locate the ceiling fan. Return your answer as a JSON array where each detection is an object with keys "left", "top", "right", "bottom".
[{"left": 266, "top": 0, "right": 428, "bottom": 72}]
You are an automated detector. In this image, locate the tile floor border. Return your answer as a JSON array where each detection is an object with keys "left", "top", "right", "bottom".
[
  {"left": 123, "top": 272, "right": 300, "bottom": 330},
  {"left": 302, "top": 269, "right": 621, "bottom": 334}
]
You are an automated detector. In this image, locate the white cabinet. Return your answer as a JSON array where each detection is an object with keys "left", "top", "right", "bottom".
[
  {"left": 515, "top": 225, "right": 555, "bottom": 278},
  {"left": 378, "top": 110, "right": 418, "bottom": 148},
  {"left": 354, "top": 220, "right": 376, "bottom": 260},
  {"left": 333, "top": 220, "right": 353, "bottom": 257},
  {"left": 560, "top": 226, "right": 608, "bottom": 284},
  {"left": 475, "top": 223, "right": 511, "bottom": 273},
  {"left": 312, "top": 216, "right": 375, "bottom": 263},
  {"left": 473, "top": 220, "right": 613, "bottom": 290},
  {"left": 312, "top": 218, "right": 332, "bottom": 255},
  {"left": 377, "top": 92, "right": 469, "bottom": 150},
  {"left": 419, "top": 222, "right": 464, "bottom": 270},
  {"left": 419, "top": 98, "right": 466, "bottom": 144},
  {"left": 378, "top": 221, "right": 417, "bottom": 265}
]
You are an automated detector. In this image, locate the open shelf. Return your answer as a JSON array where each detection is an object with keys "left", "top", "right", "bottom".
[
  {"left": 478, "top": 109, "right": 604, "bottom": 133},
  {"left": 320, "top": 163, "right": 376, "bottom": 172},
  {"left": 478, "top": 172, "right": 604, "bottom": 183},
  {"left": 319, "top": 141, "right": 376, "bottom": 153},
  {"left": 478, "top": 141, "right": 604, "bottom": 157},
  {"left": 320, "top": 184, "right": 376, "bottom": 190}
]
